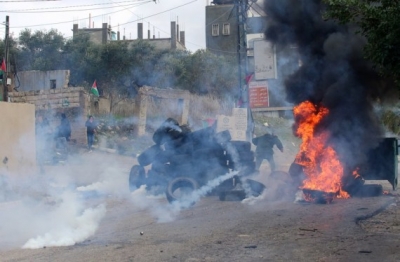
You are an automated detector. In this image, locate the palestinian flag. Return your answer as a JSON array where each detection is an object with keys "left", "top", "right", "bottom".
[
  {"left": 91, "top": 80, "right": 99, "bottom": 97},
  {"left": 0, "top": 58, "right": 5, "bottom": 78}
]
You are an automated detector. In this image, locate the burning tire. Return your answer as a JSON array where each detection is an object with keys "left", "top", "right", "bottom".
[
  {"left": 166, "top": 177, "right": 199, "bottom": 204},
  {"left": 129, "top": 165, "right": 146, "bottom": 191}
]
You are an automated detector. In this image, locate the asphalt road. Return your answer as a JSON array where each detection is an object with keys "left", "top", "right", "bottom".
[{"left": 0, "top": 150, "right": 399, "bottom": 262}]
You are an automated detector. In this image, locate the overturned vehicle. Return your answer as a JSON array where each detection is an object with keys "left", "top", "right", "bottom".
[{"left": 129, "top": 118, "right": 266, "bottom": 203}]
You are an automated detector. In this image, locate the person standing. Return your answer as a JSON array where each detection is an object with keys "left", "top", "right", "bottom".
[
  {"left": 85, "top": 115, "right": 97, "bottom": 152},
  {"left": 57, "top": 113, "right": 71, "bottom": 142},
  {"left": 252, "top": 123, "right": 284, "bottom": 173}
]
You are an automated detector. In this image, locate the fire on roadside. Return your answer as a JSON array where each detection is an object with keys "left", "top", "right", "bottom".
[{"left": 293, "top": 101, "right": 359, "bottom": 200}]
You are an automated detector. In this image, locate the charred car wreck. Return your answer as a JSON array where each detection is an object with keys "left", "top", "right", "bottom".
[{"left": 129, "top": 118, "right": 266, "bottom": 203}]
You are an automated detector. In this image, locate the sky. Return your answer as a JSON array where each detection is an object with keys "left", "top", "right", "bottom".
[{"left": 0, "top": 0, "right": 209, "bottom": 52}]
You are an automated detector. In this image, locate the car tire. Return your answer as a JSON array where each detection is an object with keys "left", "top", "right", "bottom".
[
  {"left": 243, "top": 178, "right": 266, "bottom": 197},
  {"left": 129, "top": 165, "right": 146, "bottom": 191},
  {"left": 166, "top": 177, "right": 199, "bottom": 204}
]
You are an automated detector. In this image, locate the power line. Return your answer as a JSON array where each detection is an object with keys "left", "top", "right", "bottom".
[
  {"left": 107, "top": 0, "right": 170, "bottom": 38},
  {"left": 10, "top": 1, "right": 152, "bottom": 29},
  {"left": 107, "top": 0, "right": 198, "bottom": 40},
  {"left": 0, "top": 0, "right": 149, "bottom": 13},
  {"left": 115, "top": 1, "right": 197, "bottom": 27},
  {"left": 1, "top": 3, "right": 141, "bottom": 13},
  {"left": 0, "top": 0, "right": 59, "bottom": 2}
]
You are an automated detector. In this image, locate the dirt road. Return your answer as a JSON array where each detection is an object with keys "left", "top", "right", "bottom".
[{"left": 0, "top": 150, "right": 399, "bottom": 262}]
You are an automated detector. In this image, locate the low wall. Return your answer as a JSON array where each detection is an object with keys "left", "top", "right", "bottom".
[
  {"left": 8, "top": 87, "right": 85, "bottom": 110},
  {"left": 8, "top": 87, "right": 90, "bottom": 145}
]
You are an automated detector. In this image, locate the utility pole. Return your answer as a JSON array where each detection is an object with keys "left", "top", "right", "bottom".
[
  {"left": 3, "top": 15, "right": 9, "bottom": 102},
  {"left": 235, "top": 0, "right": 249, "bottom": 107},
  {"left": 235, "top": 0, "right": 254, "bottom": 139}
]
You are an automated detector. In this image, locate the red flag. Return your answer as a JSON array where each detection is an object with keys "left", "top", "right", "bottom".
[
  {"left": 245, "top": 74, "right": 254, "bottom": 84},
  {"left": 1, "top": 59, "right": 6, "bottom": 72},
  {"left": 92, "top": 80, "right": 97, "bottom": 88}
]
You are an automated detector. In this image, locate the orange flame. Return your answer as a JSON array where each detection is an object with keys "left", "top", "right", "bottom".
[{"left": 293, "top": 101, "right": 352, "bottom": 199}]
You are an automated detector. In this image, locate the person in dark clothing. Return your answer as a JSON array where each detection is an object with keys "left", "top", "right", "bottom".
[
  {"left": 85, "top": 115, "right": 97, "bottom": 151},
  {"left": 36, "top": 115, "right": 51, "bottom": 173},
  {"left": 252, "top": 124, "right": 284, "bottom": 173},
  {"left": 57, "top": 113, "right": 71, "bottom": 141}
]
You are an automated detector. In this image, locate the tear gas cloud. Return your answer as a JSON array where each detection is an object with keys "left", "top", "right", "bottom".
[{"left": 1, "top": 109, "right": 280, "bottom": 250}]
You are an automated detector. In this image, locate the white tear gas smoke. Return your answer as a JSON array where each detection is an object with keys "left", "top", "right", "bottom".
[
  {"left": 130, "top": 185, "right": 177, "bottom": 223},
  {"left": 129, "top": 171, "right": 238, "bottom": 223},
  {"left": 0, "top": 175, "right": 107, "bottom": 249},
  {"left": 0, "top": 132, "right": 133, "bottom": 250},
  {"left": 22, "top": 202, "right": 106, "bottom": 249},
  {"left": 170, "top": 171, "right": 239, "bottom": 210},
  {"left": 76, "top": 167, "right": 130, "bottom": 198}
]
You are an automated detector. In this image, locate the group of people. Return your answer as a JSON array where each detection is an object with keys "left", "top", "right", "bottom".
[
  {"left": 35, "top": 114, "right": 98, "bottom": 157},
  {"left": 36, "top": 112, "right": 281, "bottom": 173}
]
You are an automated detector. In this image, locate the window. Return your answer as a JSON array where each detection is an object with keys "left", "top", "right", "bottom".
[
  {"left": 222, "top": 23, "right": 230, "bottom": 35},
  {"left": 50, "top": 79, "right": 56, "bottom": 89},
  {"left": 212, "top": 24, "right": 219, "bottom": 36}
]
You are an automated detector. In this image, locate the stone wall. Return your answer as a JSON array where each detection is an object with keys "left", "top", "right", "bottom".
[{"left": 8, "top": 87, "right": 90, "bottom": 145}]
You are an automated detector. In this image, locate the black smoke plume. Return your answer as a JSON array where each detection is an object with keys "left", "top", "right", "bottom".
[{"left": 263, "top": 0, "right": 390, "bottom": 173}]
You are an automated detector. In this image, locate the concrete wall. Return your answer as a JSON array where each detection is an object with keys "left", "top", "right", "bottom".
[
  {"left": 0, "top": 102, "right": 36, "bottom": 175},
  {"left": 126, "top": 38, "right": 186, "bottom": 51},
  {"left": 17, "top": 70, "right": 70, "bottom": 92}
]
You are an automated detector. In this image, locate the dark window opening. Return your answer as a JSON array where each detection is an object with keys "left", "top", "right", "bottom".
[{"left": 50, "top": 79, "right": 56, "bottom": 89}]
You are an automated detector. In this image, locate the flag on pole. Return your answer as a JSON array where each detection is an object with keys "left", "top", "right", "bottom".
[
  {"left": 1, "top": 59, "right": 5, "bottom": 72},
  {"left": 0, "top": 58, "right": 6, "bottom": 77},
  {"left": 91, "top": 80, "right": 99, "bottom": 97}
]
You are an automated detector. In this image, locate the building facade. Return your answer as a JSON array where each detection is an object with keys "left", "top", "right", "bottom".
[
  {"left": 205, "top": 4, "right": 238, "bottom": 56},
  {"left": 72, "top": 21, "right": 186, "bottom": 51},
  {"left": 205, "top": 0, "right": 296, "bottom": 111},
  {"left": 73, "top": 23, "right": 112, "bottom": 44},
  {"left": 122, "top": 21, "right": 186, "bottom": 51},
  {"left": 16, "top": 70, "right": 70, "bottom": 92}
]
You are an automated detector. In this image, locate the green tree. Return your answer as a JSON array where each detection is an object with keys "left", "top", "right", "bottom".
[
  {"left": 14, "top": 28, "right": 239, "bottom": 101},
  {"left": 180, "top": 50, "right": 238, "bottom": 98},
  {"left": 323, "top": 0, "right": 400, "bottom": 85},
  {"left": 152, "top": 49, "right": 189, "bottom": 89},
  {"left": 64, "top": 33, "right": 96, "bottom": 86},
  {"left": 18, "top": 29, "right": 66, "bottom": 71}
]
